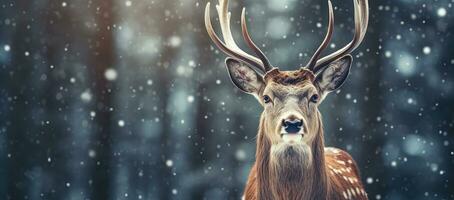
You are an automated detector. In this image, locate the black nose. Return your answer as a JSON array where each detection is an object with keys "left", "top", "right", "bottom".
[{"left": 282, "top": 119, "right": 303, "bottom": 133}]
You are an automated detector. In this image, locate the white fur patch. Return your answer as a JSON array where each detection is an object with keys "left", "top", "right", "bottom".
[{"left": 282, "top": 134, "right": 303, "bottom": 143}]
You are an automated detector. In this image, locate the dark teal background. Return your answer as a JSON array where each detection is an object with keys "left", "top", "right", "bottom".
[{"left": 0, "top": 0, "right": 453, "bottom": 199}]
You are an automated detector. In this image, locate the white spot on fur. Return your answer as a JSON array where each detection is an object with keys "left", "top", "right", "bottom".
[
  {"left": 347, "top": 189, "right": 352, "bottom": 199},
  {"left": 343, "top": 176, "right": 349, "bottom": 181},
  {"left": 350, "top": 188, "right": 356, "bottom": 196},
  {"left": 356, "top": 188, "right": 362, "bottom": 196},
  {"left": 336, "top": 160, "right": 346, "bottom": 165},
  {"left": 343, "top": 191, "right": 348, "bottom": 199},
  {"left": 325, "top": 147, "right": 340, "bottom": 154}
]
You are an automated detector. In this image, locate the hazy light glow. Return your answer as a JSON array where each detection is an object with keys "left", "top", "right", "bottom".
[
  {"left": 403, "top": 135, "right": 423, "bottom": 156},
  {"left": 267, "top": 17, "right": 290, "bottom": 39},
  {"left": 396, "top": 52, "right": 416, "bottom": 76},
  {"left": 268, "top": 0, "right": 296, "bottom": 12}
]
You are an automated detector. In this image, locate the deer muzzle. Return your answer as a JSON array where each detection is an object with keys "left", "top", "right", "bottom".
[{"left": 280, "top": 118, "right": 304, "bottom": 143}]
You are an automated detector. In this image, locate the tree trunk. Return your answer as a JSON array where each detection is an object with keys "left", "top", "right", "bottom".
[
  {"left": 6, "top": 0, "right": 33, "bottom": 198},
  {"left": 89, "top": 0, "right": 116, "bottom": 199},
  {"left": 155, "top": 2, "right": 178, "bottom": 199}
]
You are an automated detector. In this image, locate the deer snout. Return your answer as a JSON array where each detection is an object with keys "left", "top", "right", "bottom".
[{"left": 281, "top": 117, "right": 303, "bottom": 134}]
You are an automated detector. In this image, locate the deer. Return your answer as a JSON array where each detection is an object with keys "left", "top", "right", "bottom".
[{"left": 204, "top": 0, "right": 369, "bottom": 199}]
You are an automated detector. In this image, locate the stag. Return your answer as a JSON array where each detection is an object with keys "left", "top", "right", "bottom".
[{"left": 205, "top": 0, "right": 369, "bottom": 199}]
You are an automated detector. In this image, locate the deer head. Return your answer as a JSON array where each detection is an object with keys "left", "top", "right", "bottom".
[
  {"left": 205, "top": 0, "right": 367, "bottom": 149},
  {"left": 205, "top": 0, "right": 369, "bottom": 199}
]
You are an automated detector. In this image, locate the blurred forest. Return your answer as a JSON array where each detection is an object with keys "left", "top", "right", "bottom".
[{"left": 0, "top": 0, "right": 453, "bottom": 199}]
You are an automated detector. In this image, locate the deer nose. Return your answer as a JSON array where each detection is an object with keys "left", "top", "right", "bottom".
[{"left": 282, "top": 118, "right": 303, "bottom": 134}]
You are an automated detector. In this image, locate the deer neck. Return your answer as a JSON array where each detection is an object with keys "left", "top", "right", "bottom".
[{"left": 255, "top": 114, "right": 329, "bottom": 200}]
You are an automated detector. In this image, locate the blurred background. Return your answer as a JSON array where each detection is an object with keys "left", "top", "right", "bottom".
[{"left": 0, "top": 0, "right": 453, "bottom": 199}]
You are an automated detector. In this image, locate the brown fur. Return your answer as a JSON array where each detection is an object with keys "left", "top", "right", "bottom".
[
  {"left": 243, "top": 70, "right": 367, "bottom": 200},
  {"left": 264, "top": 68, "right": 315, "bottom": 86},
  {"left": 244, "top": 115, "right": 367, "bottom": 200}
]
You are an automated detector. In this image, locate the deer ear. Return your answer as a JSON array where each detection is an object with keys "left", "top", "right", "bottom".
[
  {"left": 314, "top": 55, "right": 352, "bottom": 94},
  {"left": 225, "top": 58, "right": 264, "bottom": 94}
]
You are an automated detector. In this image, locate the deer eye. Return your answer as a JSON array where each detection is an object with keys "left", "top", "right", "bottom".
[
  {"left": 310, "top": 94, "right": 319, "bottom": 103},
  {"left": 263, "top": 95, "right": 272, "bottom": 103}
]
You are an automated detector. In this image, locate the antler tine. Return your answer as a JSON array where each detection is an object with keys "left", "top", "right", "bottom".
[
  {"left": 241, "top": 8, "right": 273, "bottom": 72},
  {"left": 204, "top": 0, "right": 268, "bottom": 73},
  {"left": 306, "top": 0, "right": 334, "bottom": 71},
  {"left": 216, "top": 0, "right": 239, "bottom": 52},
  {"left": 313, "top": 0, "right": 368, "bottom": 73},
  {"left": 358, "top": 0, "right": 369, "bottom": 42},
  {"left": 205, "top": 3, "right": 262, "bottom": 72}
]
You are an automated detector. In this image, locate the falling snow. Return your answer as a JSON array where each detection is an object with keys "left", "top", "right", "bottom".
[
  {"left": 104, "top": 68, "right": 118, "bottom": 81},
  {"left": 3, "top": 45, "right": 10, "bottom": 52},
  {"left": 437, "top": 7, "right": 447, "bottom": 17},
  {"left": 80, "top": 90, "right": 92, "bottom": 102},
  {"left": 422, "top": 46, "right": 431, "bottom": 55},
  {"left": 0, "top": 0, "right": 453, "bottom": 199},
  {"left": 118, "top": 120, "right": 125, "bottom": 127}
]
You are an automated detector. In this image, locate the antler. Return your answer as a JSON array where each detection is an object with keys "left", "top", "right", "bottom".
[
  {"left": 241, "top": 8, "right": 273, "bottom": 72},
  {"left": 205, "top": 0, "right": 273, "bottom": 73},
  {"left": 306, "top": 0, "right": 334, "bottom": 71},
  {"left": 307, "top": 0, "right": 369, "bottom": 74}
]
